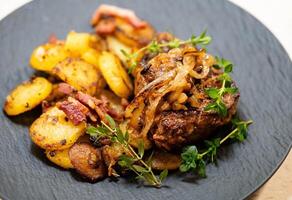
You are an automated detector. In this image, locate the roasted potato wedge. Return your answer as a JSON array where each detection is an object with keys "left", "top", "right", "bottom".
[
  {"left": 30, "top": 107, "right": 86, "bottom": 150},
  {"left": 150, "top": 151, "right": 181, "bottom": 170},
  {"left": 46, "top": 148, "right": 74, "bottom": 169},
  {"left": 98, "top": 51, "right": 133, "bottom": 98},
  {"left": 106, "top": 36, "right": 132, "bottom": 65},
  {"left": 30, "top": 43, "right": 69, "bottom": 72},
  {"left": 53, "top": 58, "right": 101, "bottom": 95},
  {"left": 81, "top": 48, "right": 100, "bottom": 67},
  {"left": 69, "top": 143, "right": 106, "bottom": 181},
  {"left": 81, "top": 49, "right": 107, "bottom": 91},
  {"left": 4, "top": 77, "right": 52, "bottom": 116},
  {"left": 65, "top": 31, "right": 92, "bottom": 56}
]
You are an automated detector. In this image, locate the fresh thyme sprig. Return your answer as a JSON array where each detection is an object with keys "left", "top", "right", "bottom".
[
  {"left": 179, "top": 118, "right": 253, "bottom": 176},
  {"left": 86, "top": 115, "right": 168, "bottom": 187},
  {"left": 122, "top": 31, "right": 212, "bottom": 73},
  {"left": 204, "top": 57, "right": 238, "bottom": 117}
]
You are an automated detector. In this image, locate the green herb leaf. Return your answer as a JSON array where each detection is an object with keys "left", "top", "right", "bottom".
[
  {"left": 216, "top": 100, "right": 227, "bottom": 117},
  {"left": 86, "top": 125, "right": 110, "bottom": 139},
  {"left": 205, "top": 88, "right": 220, "bottom": 99},
  {"left": 224, "top": 64, "right": 233, "bottom": 73},
  {"left": 116, "top": 128, "right": 125, "bottom": 144},
  {"left": 197, "top": 159, "right": 206, "bottom": 177},
  {"left": 204, "top": 100, "right": 227, "bottom": 117},
  {"left": 159, "top": 169, "right": 168, "bottom": 182},
  {"left": 124, "top": 31, "right": 212, "bottom": 73},
  {"left": 230, "top": 118, "right": 251, "bottom": 142},
  {"left": 168, "top": 39, "right": 180, "bottom": 48},
  {"left": 224, "top": 87, "right": 238, "bottom": 94},
  {"left": 215, "top": 57, "right": 233, "bottom": 70},
  {"left": 190, "top": 30, "right": 212, "bottom": 46},
  {"left": 179, "top": 118, "right": 252, "bottom": 176},
  {"left": 95, "top": 117, "right": 165, "bottom": 187},
  {"left": 180, "top": 146, "right": 199, "bottom": 172},
  {"left": 124, "top": 131, "right": 129, "bottom": 142},
  {"left": 146, "top": 151, "right": 154, "bottom": 166},
  {"left": 204, "top": 102, "right": 218, "bottom": 112},
  {"left": 205, "top": 57, "right": 236, "bottom": 118},
  {"left": 133, "top": 165, "right": 148, "bottom": 173},
  {"left": 105, "top": 114, "right": 116, "bottom": 129},
  {"left": 138, "top": 140, "right": 144, "bottom": 159},
  {"left": 128, "top": 61, "right": 138, "bottom": 74},
  {"left": 118, "top": 155, "right": 135, "bottom": 167},
  {"left": 121, "top": 49, "right": 131, "bottom": 59},
  {"left": 148, "top": 41, "right": 161, "bottom": 53},
  {"left": 179, "top": 163, "right": 190, "bottom": 173},
  {"left": 218, "top": 73, "right": 232, "bottom": 83},
  {"left": 205, "top": 138, "right": 220, "bottom": 163},
  {"left": 86, "top": 125, "right": 99, "bottom": 137}
]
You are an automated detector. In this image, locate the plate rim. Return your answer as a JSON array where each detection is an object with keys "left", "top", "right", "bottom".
[{"left": 0, "top": 0, "right": 291, "bottom": 199}]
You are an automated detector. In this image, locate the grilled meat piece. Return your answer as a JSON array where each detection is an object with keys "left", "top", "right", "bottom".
[
  {"left": 57, "top": 97, "right": 89, "bottom": 125},
  {"left": 69, "top": 143, "right": 106, "bottom": 181},
  {"left": 151, "top": 95, "right": 238, "bottom": 150},
  {"left": 130, "top": 40, "right": 239, "bottom": 151}
]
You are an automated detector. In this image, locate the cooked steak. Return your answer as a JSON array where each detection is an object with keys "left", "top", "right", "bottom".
[
  {"left": 127, "top": 37, "right": 239, "bottom": 151},
  {"left": 151, "top": 96, "right": 238, "bottom": 150}
]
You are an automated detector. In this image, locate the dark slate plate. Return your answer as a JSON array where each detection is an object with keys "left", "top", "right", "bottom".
[{"left": 0, "top": 0, "right": 291, "bottom": 199}]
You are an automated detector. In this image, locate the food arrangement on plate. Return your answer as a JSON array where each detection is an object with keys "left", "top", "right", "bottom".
[{"left": 3, "top": 4, "right": 252, "bottom": 187}]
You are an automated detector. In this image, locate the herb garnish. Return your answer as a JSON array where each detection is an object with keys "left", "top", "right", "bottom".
[
  {"left": 204, "top": 57, "right": 238, "bottom": 117},
  {"left": 122, "top": 31, "right": 212, "bottom": 73},
  {"left": 179, "top": 119, "right": 252, "bottom": 176},
  {"left": 86, "top": 115, "right": 168, "bottom": 187}
]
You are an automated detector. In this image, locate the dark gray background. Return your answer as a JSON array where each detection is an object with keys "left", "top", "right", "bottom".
[{"left": 0, "top": 0, "right": 291, "bottom": 199}]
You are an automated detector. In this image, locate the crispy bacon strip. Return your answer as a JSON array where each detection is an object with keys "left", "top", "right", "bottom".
[
  {"left": 57, "top": 97, "right": 90, "bottom": 125},
  {"left": 75, "top": 91, "right": 123, "bottom": 121},
  {"left": 91, "top": 4, "right": 147, "bottom": 28},
  {"left": 48, "top": 83, "right": 122, "bottom": 124},
  {"left": 57, "top": 82, "right": 75, "bottom": 95},
  {"left": 75, "top": 92, "right": 106, "bottom": 121}
]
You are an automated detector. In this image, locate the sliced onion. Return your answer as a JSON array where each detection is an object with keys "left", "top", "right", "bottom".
[
  {"left": 125, "top": 47, "right": 199, "bottom": 149},
  {"left": 189, "top": 66, "right": 210, "bottom": 79}
]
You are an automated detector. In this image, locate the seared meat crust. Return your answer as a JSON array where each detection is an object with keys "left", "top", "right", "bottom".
[{"left": 151, "top": 96, "right": 238, "bottom": 150}]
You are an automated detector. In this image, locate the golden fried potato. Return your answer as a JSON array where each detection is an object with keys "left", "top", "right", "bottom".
[
  {"left": 150, "top": 151, "right": 181, "bottom": 170},
  {"left": 46, "top": 148, "right": 73, "bottom": 169},
  {"left": 4, "top": 77, "right": 52, "bottom": 116},
  {"left": 98, "top": 51, "right": 133, "bottom": 98},
  {"left": 52, "top": 58, "right": 101, "bottom": 95},
  {"left": 114, "top": 18, "right": 155, "bottom": 48},
  {"left": 65, "top": 31, "right": 92, "bottom": 56},
  {"left": 81, "top": 48, "right": 100, "bottom": 67},
  {"left": 30, "top": 43, "right": 69, "bottom": 72},
  {"left": 106, "top": 36, "right": 132, "bottom": 65},
  {"left": 29, "top": 107, "right": 86, "bottom": 150}
]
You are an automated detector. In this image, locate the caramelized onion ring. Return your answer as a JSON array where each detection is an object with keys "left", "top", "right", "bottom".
[
  {"left": 183, "top": 54, "right": 210, "bottom": 79},
  {"left": 189, "top": 66, "right": 210, "bottom": 79}
]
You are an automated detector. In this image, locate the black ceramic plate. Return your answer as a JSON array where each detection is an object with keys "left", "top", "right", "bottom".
[{"left": 0, "top": 0, "right": 291, "bottom": 199}]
